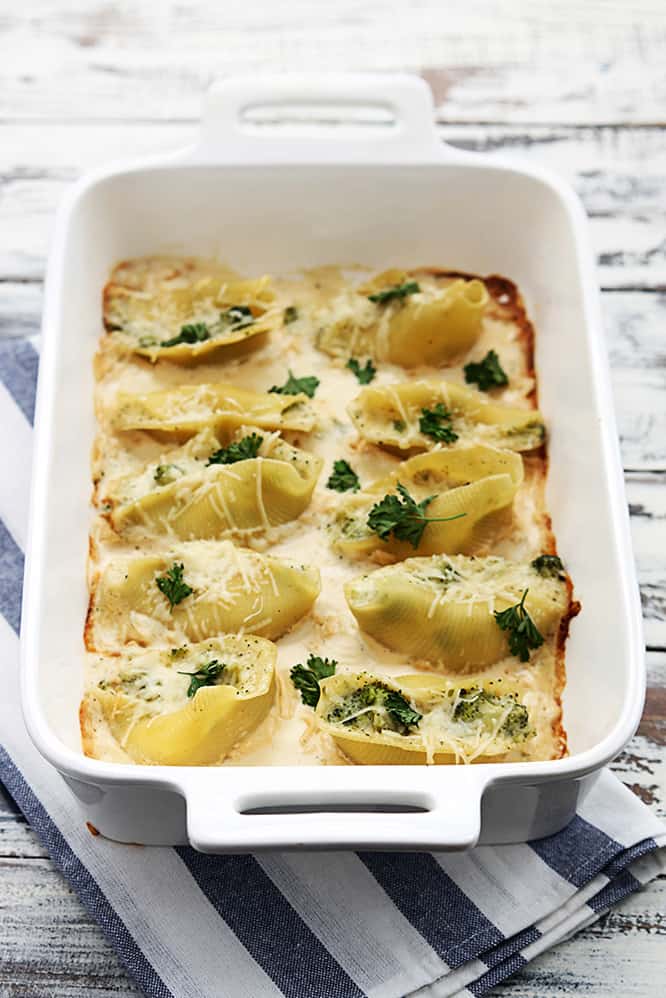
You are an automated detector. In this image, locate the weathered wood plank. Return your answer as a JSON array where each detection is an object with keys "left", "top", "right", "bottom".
[
  {"left": 1, "top": 1, "right": 665, "bottom": 126},
  {"left": 0, "top": 857, "right": 141, "bottom": 996},
  {"left": 626, "top": 475, "right": 666, "bottom": 648},
  {"left": 0, "top": 123, "right": 665, "bottom": 287},
  {"left": 488, "top": 876, "right": 666, "bottom": 996}
]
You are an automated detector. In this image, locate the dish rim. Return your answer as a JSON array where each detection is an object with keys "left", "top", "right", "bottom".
[{"left": 19, "top": 74, "right": 646, "bottom": 849}]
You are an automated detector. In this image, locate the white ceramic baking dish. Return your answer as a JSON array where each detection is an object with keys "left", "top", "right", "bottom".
[{"left": 21, "top": 74, "right": 645, "bottom": 853}]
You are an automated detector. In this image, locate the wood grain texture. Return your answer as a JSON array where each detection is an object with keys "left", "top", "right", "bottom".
[
  {"left": 1, "top": 1, "right": 665, "bottom": 125},
  {"left": 0, "top": 857, "right": 142, "bottom": 997},
  {"left": 0, "top": 3, "right": 664, "bottom": 996}
]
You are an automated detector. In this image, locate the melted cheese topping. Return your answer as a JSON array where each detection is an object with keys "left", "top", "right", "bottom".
[{"left": 83, "top": 259, "right": 574, "bottom": 767}]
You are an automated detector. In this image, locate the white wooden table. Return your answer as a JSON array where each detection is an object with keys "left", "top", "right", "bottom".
[{"left": 1, "top": 3, "right": 664, "bottom": 994}]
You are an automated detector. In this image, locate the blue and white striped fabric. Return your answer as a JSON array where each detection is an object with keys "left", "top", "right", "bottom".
[{"left": 0, "top": 335, "right": 664, "bottom": 998}]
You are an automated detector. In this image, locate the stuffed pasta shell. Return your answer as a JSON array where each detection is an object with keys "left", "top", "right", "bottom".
[
  {"left": 317, "top": 270, "right": 488, "bottom": 367},
  {"left": 82, "top": 635, "right": 275, "bottom": 765},
  {"left": 105, "top": 258, "right": 279, "bottom": 364},
  {"left": 112, "top": 382, "right": 316, "bottom": 440},
  {"left": 349, "top": 379, "right": 545, "bottom": 453},
  {"left": 345, "top": 554, "right": 570, "bottom": 669},
  {"left": 332, "top": 445, "right": 523, "bottom": 560},
  {"left": 102, "top": 426, "right": 322, "bottom": 540},
  {"left": 316, "top": 672, "right": 534, "bottom": 765},
  {"left": 86, "top": 540, "right": 320, "bottom": 650}
]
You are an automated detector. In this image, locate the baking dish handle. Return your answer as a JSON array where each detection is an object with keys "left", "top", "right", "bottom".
[
  {"left": 182, "top": 768, "right": 489, "bottom": 853},
  {"left": 190, "top": 73, "right": 455, "bottom": 164}
]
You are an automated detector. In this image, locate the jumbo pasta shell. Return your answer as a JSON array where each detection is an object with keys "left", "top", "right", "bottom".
[
  {"left": 316, "top": 672, "right": 531, "bottom": 765},
  {"left": 333, "top": 445, "right": 524, "bottom": 560},
  {"left": 105, "top": 274, "right": 278, "bottom": 365},
  {"left": 85, "top": 635, "right": 275, "bottom": 765},
  {"left": 349, "top": 379, "right": 544, "bottom": 453},
  {"left": 345, "top": 554, "right": 568, "bottom": 669},
  {"left": 112, "top": 383, "right": 315, "bottom": 440},
  {"left": 86, "top": 540, "right": 320, "bottom": 650},
  {"left": 107, "top": 430, "right": 322, "bottom": 540}
]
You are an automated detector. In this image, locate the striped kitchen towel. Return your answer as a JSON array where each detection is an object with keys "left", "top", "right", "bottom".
[{"left": 0, "top": 335, "right": 664, "bottom": 998}]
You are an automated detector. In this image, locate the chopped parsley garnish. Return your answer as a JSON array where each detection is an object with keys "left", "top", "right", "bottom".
[
  {"left": 155, "top": 562, "right": 194, "bottom": 610},
  {"left": 368, "top": 280, "right": 420, "bottom": 304},
  {"left": 160, "top": 306, "right": 254, "bottom": 348},
  {"left": 218, "top": 304, "right": 254, "bottom": 330},
  {"left": 162, "top": 322, "right": 211, "bottom": 347},
  {"left": 376, "top": 687, "right": 422, "bottom": 729},
  {"left": 494, "top": 589, "right": 544, "bottom": 662},
  {"left": 531, "top": 554, "right": 565, "bottom": 579},
  {"left": 419, "top": 403, "right": 459, "bottom": 443},
  {"left": 207, "top": 433, "right": 263, "bottom": 466},
  {"left": 346, "top": 357, "right": 377, "bottom": 384},
  {"left": 283, "top": 306, "right": 299, "bottom": 325},
  {"left": 392, "top": 419, "right": 406, "bottom": 433},
  {"left": 464, "top": 350, "right": 509, "bottom": 391},
  {"left": 327, "top": 459, "right": 360, "bottom": 492},
  {"left": 367, "top": 482, "right": 466, "bottom": 549},
  {"left": 269, "top": 369, "right": 320, "bottom": 398},
  {"left": 153, "top": 463, "right": 183, "bottom": 485},
  {"left": 290, "top": 654, "right": 338, "bottom": 708},
  {"left": 178, "top": 660, "right": 225, "bottom": 698}
]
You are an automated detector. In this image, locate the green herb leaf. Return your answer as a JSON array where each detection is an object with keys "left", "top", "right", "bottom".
[
  {"left": 494, "top": 589, "right": 544, "bottom": 662},
  {"left": 346, "top": 357, "right": 377, "bottom": 384},
  {"left": 269, "top": 369, "right": 320, "bottom": 398},
  {"left": 327, "top": 459, "right": 360, "bottom": 492},
  {"left": 382, "top": 688, "right": 423, "bottom": 728},
  {"left": 218, "top": 304, "right": 254, "bottom": 330},
  {"left": 290, "top": 654, "right": 337, "bottom": 708},
  {"left": 160, "top": 307, "right": 254, "bottom": 348},
  {"left": 206, "top": 433, "right": 263, "bottom": 466},
  {"left": 161, "top": 322, "right": 211, "bottom": 347},
  {"left": 153, "top": 463, "right": 183, "bottom": 485},
  {"left": 464, "top": 350, "right": 509, "bottom": 391},
  {"left": 392, "top": 419, "right": 406, "bottom": 433},
  {"left": 367, "top": 482, "right": 466, "bottom": 549},
  {"left": 178, "top": 659, "right": 225, "bottom": 698},
  {"left": 155, "top": 562, "right": 194, "bottom": 610},
  {"left": 419, "top": 403, "right": 459, "bottom": 443},
  {"left": 531, "top": 554, "right": 566, "bottom": 579},
  {"left": 368, "top": 280, "right": 420, "bottom": 304},
  {"left": 283, "top": 305, "right": 299, "bottom": 325}
]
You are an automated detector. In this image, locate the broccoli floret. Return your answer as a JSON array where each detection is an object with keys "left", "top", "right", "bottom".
[
  {"left": 531, "top": 554, "right": 565, "bottom": 579},
  {"left": 328, "top": 682, "right": 421, "bottom": 734},
  {"left": 453, "top": 688, "right": 532, "bottom": 743},
  {"left": 502, "top": 700, "right": 530, "bottom": 740}
]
